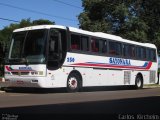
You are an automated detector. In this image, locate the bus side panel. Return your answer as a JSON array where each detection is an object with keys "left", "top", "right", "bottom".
[{"left": 46, "top": 68, "right": 69, "bottom": 88}]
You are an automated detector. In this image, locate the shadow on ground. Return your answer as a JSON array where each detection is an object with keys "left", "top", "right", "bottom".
[
  {"left": 0, "top": 96, "right": 160, "bottom": 120},
  {"left": 1, "top": 85, "right": 139, "bottom": 94}
]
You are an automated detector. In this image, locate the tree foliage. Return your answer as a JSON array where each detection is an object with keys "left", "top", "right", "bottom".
[{"left": 78, "top": 0, "right": 160, "bottom": 50}]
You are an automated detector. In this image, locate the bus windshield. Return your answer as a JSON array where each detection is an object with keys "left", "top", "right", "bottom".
[{"left": 9, "top": 29, "right": 47, "bottom": 64}]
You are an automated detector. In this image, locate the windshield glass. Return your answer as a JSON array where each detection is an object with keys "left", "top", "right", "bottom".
[
  {"left": 10, "top": 32, "right": 26, "bottom": 58},
  {"left": 9, "top": 29, "right": 47, "bottom": 64}
]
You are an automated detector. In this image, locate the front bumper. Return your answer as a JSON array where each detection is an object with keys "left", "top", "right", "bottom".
[{"left": 1, "top": 76, "right": 47, "bottom": 88}]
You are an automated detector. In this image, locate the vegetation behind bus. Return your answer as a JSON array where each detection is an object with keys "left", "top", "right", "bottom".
[{"left": 78, "top": 0, "right": 160, "bottom": 51}]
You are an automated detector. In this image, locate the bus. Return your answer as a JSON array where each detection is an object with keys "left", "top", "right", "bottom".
[{"left": 2, "top": 25, "right": 158, "bottom": 92}]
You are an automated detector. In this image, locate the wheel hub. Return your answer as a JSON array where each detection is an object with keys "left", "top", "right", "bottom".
[{"left": 68, "top": 77, "right": 78, "bottom": 89}]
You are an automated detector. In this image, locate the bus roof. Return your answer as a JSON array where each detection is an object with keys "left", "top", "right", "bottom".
[
  {"left": 13, "top": 25, "right": 156, "bottom": 49},
  {"left": 13, "top": 25, "right": 66, "bottom": 32},
  {"left": 68, "top": 27, "right": 156, "bottom": 49}
]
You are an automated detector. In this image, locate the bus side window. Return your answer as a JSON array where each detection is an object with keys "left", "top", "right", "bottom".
[
  {"left": 141, "top": 47, "right": 146, "bottom": 60},
  {"left": 71, "top": 34, "right": 80, "bottom": 50},
  {"left": 123, "top": 44, "right": 128, "bottom": 57},
  {"left": 50, "top": 37, "right": 56, "bottom": 52},
  {"left": 91, "top": 38, "right": 99, "bottom": 52},
  {"left": 136, "top": 46, "right": 141, "bottom": 60},
  {"left": 109, "top": 41, "right": 121, "bottom": 56},
  {"left": 129, "top": 45, "right": 135, "bottom": 58},
  {"left": 146, "top": 48, "right": 150, "bottom": 61},
  {"left": 48, "top": 29, "right": 62, "bottom": 70},
  {"left": 81, "top": 36, "right": 89, "bottom": 51},
  {"left": 151, "top": 49, "right": 156, "bottom": 61},
  {"left": 109, "top": 41, "right": 116, "bottom": 55},
  {"left": 146, "top": 48, "right": 156, "bottom": 61},
  {"left": 100, "top": 40, "right": 107, "bottom": 54},
  {"left": 49, "top": 29, "right": 59, "bottom": 59}
]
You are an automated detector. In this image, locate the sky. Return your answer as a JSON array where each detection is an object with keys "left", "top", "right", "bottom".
[{"left": 0, "top": 0, "right": 83, "bottom": 30}]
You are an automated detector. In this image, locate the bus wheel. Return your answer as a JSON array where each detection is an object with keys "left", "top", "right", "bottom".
[
  {"left": 67, "top": 73, "right": 82, "bottom": 92},
  {"left": 135, "top": 75, "right": 143, "bottom": 89}
]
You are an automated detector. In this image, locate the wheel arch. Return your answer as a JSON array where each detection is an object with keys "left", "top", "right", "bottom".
[
  {"left": 66, "top": 70, "right": 83, "bottom": 92},
  {"left": 68, "top": 70, "right": 83, "bottom": 84},
  {"left": 136, "top": 72, "right": 144, "bottom": 83}
]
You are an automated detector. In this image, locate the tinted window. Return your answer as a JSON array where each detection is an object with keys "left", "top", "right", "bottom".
[
  {"left": 81, "top": 36, "right": 89, "bottom": 51},
  {"left": 129, "top": 45, "right": 135, "bottom": 58},
  {"left": 150, "top": 49, "right": 156, "bottom": 61},
  {"left": 109, "top": 41, "right": 122, "bottom": 56},
  {"left": 123, "top": 44, "right": 128, "bottom": 57},
  {"left": 10, "top": 32, "right": 26, "bottom": 58},
  {"left": 136, "top": 47, "right": 141, "bottom": 59},
  {"left": 71, "top": 34, "right": 80, "bottom": 50},
  {"left": 99, "top": 40, "right": 107, "bottom": 54},
  {"left": 23, "top": 29, "right": 46, "bottom": 63},
  {"left": 146, "top": 48, "right": 150, "bottom": 61},
  {"left": 24, "top": 30, "right": 46, "bottom": 56},
  {"left": 141, "top": 47, "right": 146, "bottom": 59},
  {"left": 146, "top": 48, "right": 156, "bottom": 61},
  {"left": 123, "top": 44, "right": 135, "bottom": 58},
  {"left": 136, "top": 47, "right": 156, "bottom": 61},
  {"left": 91, "top": 38, "right": 99, "bottom": 52}
]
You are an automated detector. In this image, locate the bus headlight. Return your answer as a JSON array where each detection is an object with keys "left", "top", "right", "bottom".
[
  {"left": 31, "top": 71, "right": 43, "bottom": 75},
  {"left": 39, "top": 71, "right": 43, "bottom": 75}
]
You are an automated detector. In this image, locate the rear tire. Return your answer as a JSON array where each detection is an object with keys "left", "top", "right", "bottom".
[
  {"left": 67, "top": 73, "right": 82, "bottom": 92},
  {"left": 135, "top": 75, "right": 143, "bottom": 89}
]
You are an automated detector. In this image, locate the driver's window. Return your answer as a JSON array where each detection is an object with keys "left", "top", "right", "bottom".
[
  {"left": 47, "top": 28, "right": 66, "bottom": 70},
  {"left": 47, "top": 29, "right": 63, "bottom": 70},
  {"left": 50, "top": 40, "right": 55, "bottom": 52},
  {"left": 48, "top": 29, "right": 60, "bottom": 60},
  {"left": 49, "top": 29, "right": 59, "bottom": 54}
]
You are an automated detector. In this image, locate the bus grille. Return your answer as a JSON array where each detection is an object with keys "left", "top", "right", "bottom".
[
  {"left": 124, "top": 71, "right": 131, "bottom": 84},
  {"left": 149, "top": 71, "right": 156, "bottom": 83}
]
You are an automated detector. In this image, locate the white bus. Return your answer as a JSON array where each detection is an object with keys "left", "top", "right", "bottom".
[{"left": 2, "top": 25, "right": 158, "bottom": 92}]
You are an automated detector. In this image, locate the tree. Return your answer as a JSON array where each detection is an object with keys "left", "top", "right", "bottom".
[
  {"left": 78, "top": 0, "right": 114, "bottom": 33},
  {"left": 32, "top": 19, "right": 54, "bottom": 25},
  {"left": 140, "top": 0, "right": 160, "bottom": 48},
  {"left": 78, "top": 0, "right": 160, "bottom": 50}
]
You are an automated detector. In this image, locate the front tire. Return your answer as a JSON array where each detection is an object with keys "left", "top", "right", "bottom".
[
  {"left": 135, "top": 75, "right": 143, "bottom": 89},
  {"left": 67, "top": 73, "right": 82, "bottom": 92}
]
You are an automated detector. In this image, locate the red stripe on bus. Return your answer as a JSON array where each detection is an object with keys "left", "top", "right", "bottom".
[{"left": 71, "top": 62, "right": 152, "bottom": 70}]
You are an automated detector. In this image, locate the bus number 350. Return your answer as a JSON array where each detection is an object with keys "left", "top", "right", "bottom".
[{"left": 67, "top": 57, "right": 75, "bottom": 62}]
